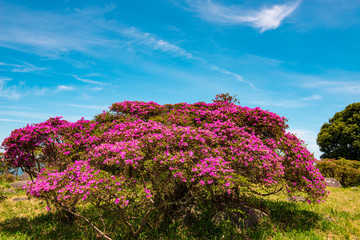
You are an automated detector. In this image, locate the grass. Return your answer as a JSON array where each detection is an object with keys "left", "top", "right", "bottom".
[
  {"left": 0, "top": 181, "right": 359, "bottom": 239},
  {"left": 252, "top": 187, "right": 360, "bottom": 240}
]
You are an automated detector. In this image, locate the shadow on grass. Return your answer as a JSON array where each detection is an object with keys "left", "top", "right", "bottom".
[
  {"left": 0, "top": 200, "right": 325, "bottom": 240},
  {"left": 242, "top": 199, "right": 327, "bottom": 240},
  {"left": 0, "top": 213, "right": 97, "bottom": 240},
  {"left": 266, "top": 201, "right": 322, "bottom": 230}
]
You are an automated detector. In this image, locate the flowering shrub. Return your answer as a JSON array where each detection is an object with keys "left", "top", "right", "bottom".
[{"left": 1, "top": 94, "right": 327, "bottom": 238}]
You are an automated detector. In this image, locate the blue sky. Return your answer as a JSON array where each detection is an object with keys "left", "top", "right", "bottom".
[{"left": 1, "top": 0, "right": 360, "bottom": 159}]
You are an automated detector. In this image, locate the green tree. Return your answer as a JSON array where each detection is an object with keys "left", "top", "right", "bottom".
[{"left": 317, "top": 102, "right": 360, "bottom": 160}]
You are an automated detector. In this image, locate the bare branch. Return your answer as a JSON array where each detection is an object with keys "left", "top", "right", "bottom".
[
  {"left": 58, "top": 205, "right": 113, "bottom": 240},
  {"left": 246, "top": 185, "right": 283, "bottom": 196}
]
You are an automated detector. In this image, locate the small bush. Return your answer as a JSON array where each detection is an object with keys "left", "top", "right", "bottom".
[
  {"left": 316, "top": 158, "right": 360, "bottom": 187},
  {"left": 0, "top": 173, "right": 16, "bottom": 182}
]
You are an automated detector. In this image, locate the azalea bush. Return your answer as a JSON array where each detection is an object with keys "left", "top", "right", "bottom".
[{"left": 1, "top": 94, "right": 327, "bottom": 238}]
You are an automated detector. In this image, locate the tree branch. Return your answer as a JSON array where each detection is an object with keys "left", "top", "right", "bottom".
[
  {"left": 58, "top": 205, "right": 113, "bottom": 240},
  {"left": 246, "top": 185, "right": 283, "bottom": 196}
]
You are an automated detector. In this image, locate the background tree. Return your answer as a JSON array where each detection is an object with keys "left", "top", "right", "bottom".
[{"left": 317, "top": 102, "right": 360, "bottom": 161}]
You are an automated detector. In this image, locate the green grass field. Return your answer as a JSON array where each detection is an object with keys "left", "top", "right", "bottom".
[{"left": 0, "top": 181, "right": 359, "bottom": 239}]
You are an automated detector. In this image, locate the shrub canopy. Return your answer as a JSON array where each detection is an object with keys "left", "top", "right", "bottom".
[
  {"left": 316, "top": 158, "right": 360, "bottom": 187},
  {"left": 1, "top": 95, "right": 327, "bottom": 237},
  {"left": 317, "top": 102, "right": 360, "bottom": 161}
]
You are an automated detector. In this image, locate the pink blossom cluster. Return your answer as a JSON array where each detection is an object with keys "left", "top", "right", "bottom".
[
  {"left": 26, "top": 160, "right": 140, "bottom": 209},
  {"left": 1, "top": 117, "right": 104, "bottom": 175},
  {"left": 110, "top": 100, "right": 165, "bottom": 119},
  {"left": 1, "top": 117, "right": 68, "bottom": 171}
]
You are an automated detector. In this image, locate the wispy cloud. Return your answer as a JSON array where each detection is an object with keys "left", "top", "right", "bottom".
[
  {"left": 0, "top": 3, "right": 121, "bottom": 58},
  {"left": 0, "top": 77, "right": 23, "bottom": 100},
  {"left": 0, "top": 61, "right": 47, "bottom": 73},
  {"left": 303, "top": 81, "right": 360, "bottom": 94},
  {"left": 122, "top": 27, "right": 194, "bottom": 58},
  {"left": 0, "top": 77, "right": 12, "bottom": 82},
  {"left": 302, "top": 94, "right": 323, "bottom": 101},
  {"left": 0, "top": 118, "right": 28, "bottom": 123},
  {"left": 91, "top": 87, "right": 103, "bottom": 91},
  {"left": 0, "top": 105, "right": 34, "bottom": 110},
  {"left": 72, "top": 75, "right": 103, "bottom": 85},
  {"left": 0, "top": 110, "right": 52, "bottom": 119},
  {"left": 289, "top": 70, "right": 360, "bottom": 95},
  {"left": 0, "top": 3, "right": 256, "bottom": 89},
  {"left": 0, "top": 110, "right": 85, "bottom": 123},
  {"left": 117, "top": 27, "right": 256, "bottom": 88},
  {"left": 251, "top": 99, "right": 307, "bottom": 108},
  {"left": 248, "top": 90, "right": 323, "bottom": 109},
  {"left": 57, "top": 85, "right": 75, "bottom": 91},
  {"left": 32, "top": 87, "right": 48, "bottom": 96},
  {"left": 69, "top": 104, "right": 107, "bottom": 110},
  {"left": 186, "top": 0, "right": 301, "bottom": 32},
  {"left": 209, "top": 65, "right": 257, "bottom": 89},
  {"left": 291, "top": 0, "right": 360, "bottom": 30},
  {"left": 0, "top": 77, "right": 48, "bottom": 99}
]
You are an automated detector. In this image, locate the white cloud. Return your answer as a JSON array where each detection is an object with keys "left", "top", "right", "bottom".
[
  {"left": 251, "top": 99, "right": 307, "bottom": 108},
  {"left": 0, "top": 118, "right": 28, "bottom": 123},
  {"left": 0, "top": 77, "right": 48, "bottom": 99},
  {"left": 0, "top": 110, "right": 84, "bottom": 122},
  {"left": 0, "top": 105, "right": 34, "bottom": 110},
  {"left": 0, "top": 4, "right": 120, "bottom": 58},
  {"left": 72, "top": 75, "right": 103, "bottom": 85},
  {"left": 0, "top": 76, "right": 12, "bottom": 82},
  {"left": 0, "top": 3, "right": 255, "bottom": 89},
  {"left": 101, "top": 17, "right": 257, "bottom": 89},
  {"left": 57, "top": 85, "right": 75, "bottom": 91},
  {"left": 210, "top": 65, "right": 244, "bottom": 82},
  {"left": 302, "top": 94, "right": 323, "bottom": 101},
  {"left": 33, "top": 87, "right": 48, "bottom": 96},
  {"left": 186, "top": 0, "right": 301, "bottom": 32},
  {"left": 288, "top": 128, "right": 321, "bottom": 159},
  {"left": 291, "top": 0, "right": 360, "bottom": 30},
  {"left": 0, "top": 61, "right": 47, "bottom": 73},
  {"left": 91, "top": 86, "right": 103, "bottom": 91},
  {"left": 117, "top": 28, "right": 257, "bottom": 88},
  {"left": 303, "top": 81, "right": 360, "bottom": 94},
  {"left": 271, "top": 69, "right": 360, "bottom": 97},
  {"left": 208, "top": 65, "right": 257, "bottom": 89},
  {"left": 69, "top": 104, "right": 107, "bottom": 110},
  {"left": 292, "top": 70, "right": 360, "bottom": 95},
  {"left": 0, "top": 110, "right": 52, "bottom": 119},
  {"left": 120, "top": 27, "right": 194, "bottom": 59},
  {"left": 0, "top": 79, "right": 23, "bottom": 100}
]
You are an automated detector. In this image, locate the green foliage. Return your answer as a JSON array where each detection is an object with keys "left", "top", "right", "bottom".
[
  {"left": 317, "top": 102, "right": 360, "bottom": 160},
  {"left": 0, "top": 153, "right": 12, "bottom": 202},
  {"left": 0, "top": 153, "right": 8, "bottom": 174},
  {"left": 316, "top": 158, "right": 360, "bottom": 187}
]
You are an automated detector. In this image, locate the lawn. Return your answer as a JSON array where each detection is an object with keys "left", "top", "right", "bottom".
[{"left": 0, "top": 181, "right": 359, "bottom": 239}]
